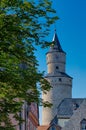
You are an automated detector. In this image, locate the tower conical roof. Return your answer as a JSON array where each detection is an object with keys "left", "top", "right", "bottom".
[{"left": 51, "top": 32, "right": 64, "bottom": 52}]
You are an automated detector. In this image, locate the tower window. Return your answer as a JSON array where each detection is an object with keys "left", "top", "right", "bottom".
[
  {"left": 56, "top": 66, "right": 59, "bottom": 69},
  {"left": 55, "top": 54, "right": 58, "bottom": 59},
  {"left": 59, "top": 78, "right": 62, "bottom": 82}
]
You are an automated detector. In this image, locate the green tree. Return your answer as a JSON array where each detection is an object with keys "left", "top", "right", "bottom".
[{"left": 0, "top": 0, "right": 58, "bottom": 129}]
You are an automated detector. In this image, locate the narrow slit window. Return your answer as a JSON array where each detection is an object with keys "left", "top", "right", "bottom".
[{"left": 59, "top": 78, "right": 62, "bottom": 82}]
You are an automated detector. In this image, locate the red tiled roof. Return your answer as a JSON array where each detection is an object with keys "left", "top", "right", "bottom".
[
  {"left": 37, "top": 125, "right": 61, "bottom": 130},
  {"left": 37, "top": 125, "right": 50, "bottom": 130}
]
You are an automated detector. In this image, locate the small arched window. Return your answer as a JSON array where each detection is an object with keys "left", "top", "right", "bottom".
[{"left": 81, "top": 119, "right": 86, "bottom": 130}]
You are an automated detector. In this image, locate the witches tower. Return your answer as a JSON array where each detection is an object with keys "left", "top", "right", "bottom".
[{"left": 42, "top": 32, "right": 72, "bottom": 125}]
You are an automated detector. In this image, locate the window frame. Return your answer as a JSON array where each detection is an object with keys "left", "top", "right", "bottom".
[{"left": 81, "top": 119, "right": 86, "bottom": 130}]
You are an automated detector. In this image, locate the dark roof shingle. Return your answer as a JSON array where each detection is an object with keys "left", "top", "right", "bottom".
[{"left": 57, "top": 98, "right": 85, "bottom": 118}]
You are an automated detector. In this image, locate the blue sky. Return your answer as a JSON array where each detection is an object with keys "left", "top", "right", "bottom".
[
  {"left": 53, "top": 0, "right": 86, "bottom": 98},
  {"left": 36, "top": 0, "right": 86, "bottom": 99},
  {"left": 37, "top": 0, "right": 86, "bottom": 124}
]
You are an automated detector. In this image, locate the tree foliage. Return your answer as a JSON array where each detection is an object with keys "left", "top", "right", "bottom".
[{"left": 0, "top": 0, "right": 58, "bottom": 129}]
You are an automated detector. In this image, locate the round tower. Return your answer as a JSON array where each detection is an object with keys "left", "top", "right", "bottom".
[{"left": 42, "top": 32, "right": 72, "bottom": 125}]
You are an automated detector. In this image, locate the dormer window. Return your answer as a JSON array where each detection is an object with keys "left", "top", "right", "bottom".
[
  {"left": 52, "top": 126, "right": 56, "bottom": 130},
  {"left": 50, "top": 126, "right": 56, "bottom": 130},
  {"left": 81, "top": 119, "right": 86, "bottom": 130},
  {"left": 73, "top": 103, "right": 79, "bottom": 110}
]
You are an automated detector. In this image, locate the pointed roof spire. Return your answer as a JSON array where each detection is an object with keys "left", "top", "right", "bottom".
[{"left": 51, "top": 30, "right": 63, "bottom": 52}]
